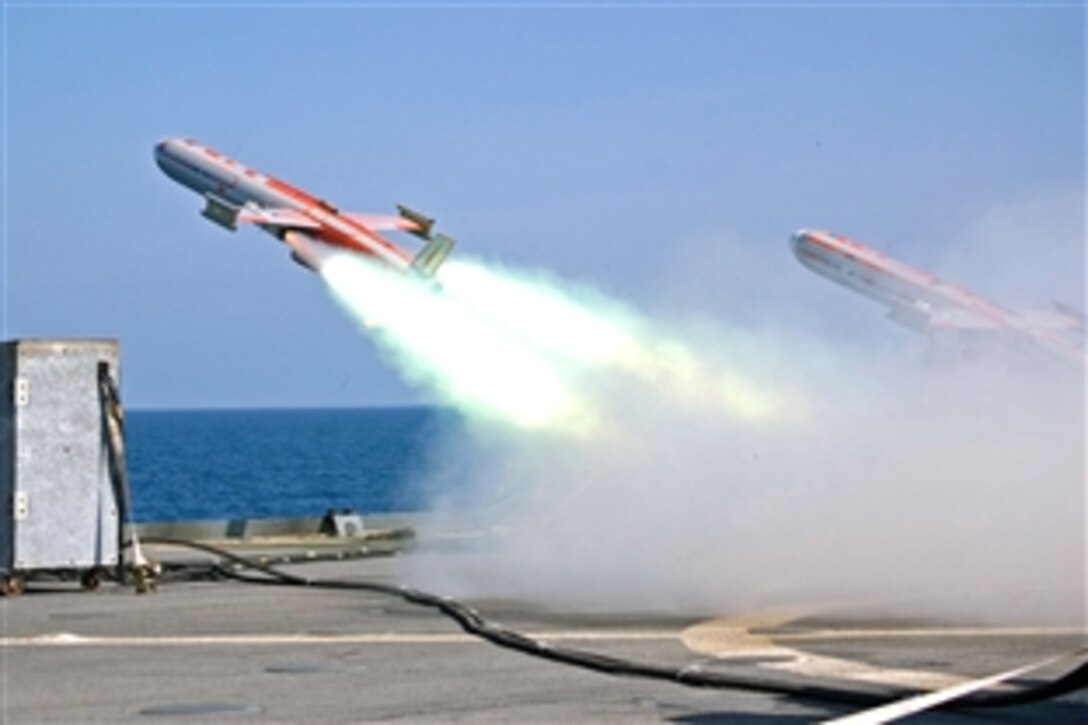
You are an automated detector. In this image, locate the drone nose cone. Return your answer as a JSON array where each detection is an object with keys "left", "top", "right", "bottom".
[
  {"left": 154, "top": 138, "right": 187, "bottom": 182},
  {"left": 154, "top": 137, "right": 186, "bottom": 160},
  {"left": 790, "top": 229, "right": 809, "bottom": 254},
  {"left": 154, "top": 138, "right": 171, "bottom": 164}
]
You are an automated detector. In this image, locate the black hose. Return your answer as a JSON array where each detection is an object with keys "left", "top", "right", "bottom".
[{"left": 133, "top": 536, "right": 1087, "bottom": 711}]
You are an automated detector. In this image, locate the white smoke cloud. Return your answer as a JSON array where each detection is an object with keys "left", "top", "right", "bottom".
[
  {"left": 405, "top": 337, "right": 1082, "bottom": 624},
  {"left": 319, "top": 194, "right": 1084, "bottom": 625}
]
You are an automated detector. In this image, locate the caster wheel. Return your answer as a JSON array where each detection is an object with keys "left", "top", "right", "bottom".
[
  {"left": 80, "top": 568, "right": 104, "bottom": 592},
  {"left": 2, "top": 574, "right": 26, "bottom": 597}
]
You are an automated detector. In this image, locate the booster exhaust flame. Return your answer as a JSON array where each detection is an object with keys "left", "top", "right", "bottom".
[{"left": 320, "top": 254, "right": 593, "bottom": 433}]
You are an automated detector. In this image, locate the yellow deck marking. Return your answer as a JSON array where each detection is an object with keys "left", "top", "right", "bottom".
[{"left": 680, "top": 612, "right": 1081, "bottom": 691}]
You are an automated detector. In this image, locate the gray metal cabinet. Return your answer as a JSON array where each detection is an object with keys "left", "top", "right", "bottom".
[{"left": 0, "top": 339, "right": 121, "bottom": 591}]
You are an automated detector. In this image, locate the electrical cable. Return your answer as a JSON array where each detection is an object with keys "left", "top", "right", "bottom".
[
  {"left": 131, "top": 536, "right": 1088, "bottom": 712},
  {"left": 98, "top": 366, "right": 152, "bottom": 585}
]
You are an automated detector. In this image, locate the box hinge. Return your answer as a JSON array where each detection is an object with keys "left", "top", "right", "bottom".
[{"left": 14, "top": 377, "right": 29, "bottom": 407}]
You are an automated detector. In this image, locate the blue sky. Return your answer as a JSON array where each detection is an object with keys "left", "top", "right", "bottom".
[{"left": 2, "top": 2, "right": 1083, "bottom": 409}]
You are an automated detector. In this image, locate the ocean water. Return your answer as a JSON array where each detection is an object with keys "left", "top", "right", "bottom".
[{"left": 126, "top": 407, "right": 459, "bottom": 522}]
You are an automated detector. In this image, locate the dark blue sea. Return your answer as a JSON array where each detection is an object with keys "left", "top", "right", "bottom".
[{"left": 127, "top": 407, "right": 461, "bottom": 522}]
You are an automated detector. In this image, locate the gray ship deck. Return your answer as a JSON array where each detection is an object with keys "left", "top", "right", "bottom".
[{"left": 1, "top": 517, "right": 1083, "bottom": 723}]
